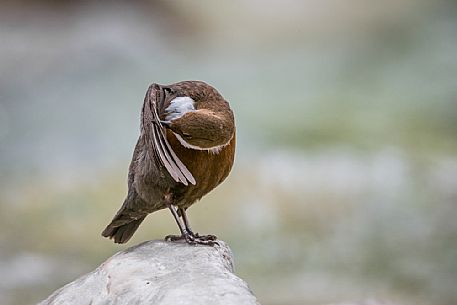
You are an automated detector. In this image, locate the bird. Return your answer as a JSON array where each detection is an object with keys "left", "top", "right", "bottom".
[{"left": 102, "top": 81, "right": 236, "bottom": 245}]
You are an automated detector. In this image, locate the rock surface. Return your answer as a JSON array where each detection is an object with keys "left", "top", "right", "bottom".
[{"left": 38, "top": 240, "right": 259, "bottom": 305}]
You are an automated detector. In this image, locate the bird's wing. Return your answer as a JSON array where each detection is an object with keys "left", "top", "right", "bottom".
[{"left": 141, "top": 84, "right": 196, "bottom": 186}]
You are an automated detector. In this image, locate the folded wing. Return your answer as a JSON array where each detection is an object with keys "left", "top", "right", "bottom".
[{"left": 141, "top": 84, "right": 196, "bottom": 186}]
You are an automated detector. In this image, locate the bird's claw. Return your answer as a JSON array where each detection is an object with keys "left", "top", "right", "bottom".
[
  {"left": 165, "top": 231, "right": 218, "bottom": 246},
  {"left": 165, "top": 234, "right": 186, "bottom": 242},
  {"left": 193, "top": 233, "right": 217, "bottom": 241}
]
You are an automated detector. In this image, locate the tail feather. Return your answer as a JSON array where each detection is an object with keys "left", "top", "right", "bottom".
[{"left": 102, "top": 215, "right": 146, "bottom": 244}]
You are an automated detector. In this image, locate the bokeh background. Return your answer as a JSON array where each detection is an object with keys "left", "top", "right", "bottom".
[{"left": 1, "top": 1, "right": 457, "bottom": 304}]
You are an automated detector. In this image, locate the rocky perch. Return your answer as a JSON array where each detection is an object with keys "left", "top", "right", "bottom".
[{"left": 38, "top": 240, "right": 259, "bottom": 305}]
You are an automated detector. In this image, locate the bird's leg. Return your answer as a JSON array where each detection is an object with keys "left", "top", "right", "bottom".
[
  {"left": 179, "top": 208, "right": 218, "bottom": 243},
  {"left": 164, "top": 203, "right": 217, "bottom": 245},
  {"left": 179, "top": 207, "right": 194, "bottom": 235},
  {"left": 165, "top": 204, "right": 193, "bottom": 243}
]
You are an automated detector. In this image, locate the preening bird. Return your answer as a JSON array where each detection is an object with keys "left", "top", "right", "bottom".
[{"left": 102, "top": 81, "right": 235, "bottom": 245}]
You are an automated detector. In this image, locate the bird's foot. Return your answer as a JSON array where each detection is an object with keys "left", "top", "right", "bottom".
[
  {"left": 165, "top": 231, "right": 218, "bottom": 246},
  {"left": 164, "top": 234, "right": 186, "bottom": 242},
  {"left": 192, "top": 232, "right": 217, "bottom": 241},
  {"left": 188, "top": 232, "right": 219, "bottom": 246}
]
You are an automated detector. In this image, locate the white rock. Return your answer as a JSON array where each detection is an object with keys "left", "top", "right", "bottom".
[{"left": 38, "top": 240, "right": 260, "bottom": 305}]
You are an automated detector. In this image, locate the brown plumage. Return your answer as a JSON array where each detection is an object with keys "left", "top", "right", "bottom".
[{"left": 102, "top": 81, "right": 235, "bottom": 244}]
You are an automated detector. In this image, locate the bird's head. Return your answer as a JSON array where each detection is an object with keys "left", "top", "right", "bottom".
[{"left": 159, "top": 81, "right": 235, "bottom": 152}]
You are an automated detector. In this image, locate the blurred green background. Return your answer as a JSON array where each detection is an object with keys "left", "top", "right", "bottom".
[{"left": 1, "top": 1, "right": 457, "bottom": 305}]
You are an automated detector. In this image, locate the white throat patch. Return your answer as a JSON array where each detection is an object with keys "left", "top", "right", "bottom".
[{"left": 165, "top": 96, "right": 195, "bottom": 121}]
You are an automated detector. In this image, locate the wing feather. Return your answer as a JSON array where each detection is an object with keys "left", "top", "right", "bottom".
[{"left": 142, "top": 84, "right": 196, "bottom": 185}]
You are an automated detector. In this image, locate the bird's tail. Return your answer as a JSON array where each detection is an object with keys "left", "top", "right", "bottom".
[{"left": 102, "top": 214, "right": 146, "bottom": 244}]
